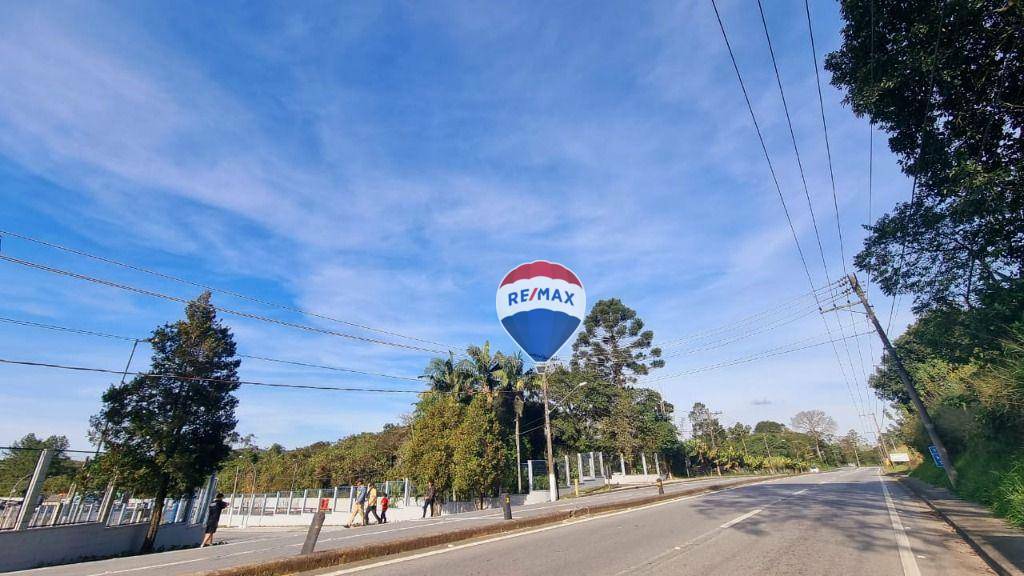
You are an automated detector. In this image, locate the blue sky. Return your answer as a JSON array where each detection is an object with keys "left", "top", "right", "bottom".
[{"left": 0, "top": 1, "right": 914, "bottom": 451}]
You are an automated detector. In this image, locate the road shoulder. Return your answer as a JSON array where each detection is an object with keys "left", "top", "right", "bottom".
[{"left": 900, "top": 475, "right": 1024, "bottom": 576}]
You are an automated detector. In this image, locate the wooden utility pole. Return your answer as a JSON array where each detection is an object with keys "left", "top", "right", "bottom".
[{"left": 848, "top": 274, "right": 958, "bottom": 487}]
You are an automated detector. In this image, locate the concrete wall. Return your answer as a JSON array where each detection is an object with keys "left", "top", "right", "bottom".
[
  {"left": 221, "top": 494, "right": 531, "bottom": 528},
  {"left": 0, "top": 521, "right": 203, "bottom": 572}
]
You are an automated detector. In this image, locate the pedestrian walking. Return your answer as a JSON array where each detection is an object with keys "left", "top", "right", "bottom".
[
  {"left": 201, "top": 493, "right": 228, "bottom": 547},
  {"left": 379, "top": 494, "right": 389, "bottom": 524},
  {"left": 421, "top": 480, "right": 436, "bottom": 518},
  {"left": 344, "top": 480, "right": 366, "bottom": 528},
  {"left": 365, "top": 483, "right": 381, "bottom": 524}
]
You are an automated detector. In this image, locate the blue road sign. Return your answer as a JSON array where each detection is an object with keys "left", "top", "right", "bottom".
[{"left": 928, "top": 445, "right": 944, "bottom": 469}]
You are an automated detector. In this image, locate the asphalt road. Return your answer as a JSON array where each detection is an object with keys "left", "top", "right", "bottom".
[
  {"left": 9, "top": 473, "right": 754, "bottom": 576},
  {"left": 303, "top": 467, "right": 992, "bottom": 576}
]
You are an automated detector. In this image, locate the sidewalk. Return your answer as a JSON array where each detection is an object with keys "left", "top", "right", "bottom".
[{"left": 901, "top": 476, "right": 1024, "bottom": 576}]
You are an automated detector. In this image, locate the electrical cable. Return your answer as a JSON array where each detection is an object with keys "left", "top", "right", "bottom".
[
  {"left": 0, "top": 229, "right": 462, "bottom": 352},
  {"left": 0, "top": 358, "right": 425, "bottom": 394},
  {"left": 0, "top": 254, "right": 450, "bottom": 355}
]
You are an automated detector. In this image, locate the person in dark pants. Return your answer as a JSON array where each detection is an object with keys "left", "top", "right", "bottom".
[
  {"left": 365, "top": 484, "right": 381, "bottom": 524},
  {"left": 421, "top": 480, "right": 436, "bottom": 518},
  {"left": 379, "top": 494, "right": 389, "bottom": 523},
  {"left": 201, "top": 493, "right": 228, "bottom": 547}
]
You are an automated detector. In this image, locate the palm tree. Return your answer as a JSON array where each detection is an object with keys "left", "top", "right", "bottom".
[
  {"left": 465, "top": 342, "right": 502, "bottom": 403},
  {"left": 497, "top": 352, "right": 534, "bottom": 493},
  {"left": 422, "top": 352, "right": 473, "bottom": 400}
]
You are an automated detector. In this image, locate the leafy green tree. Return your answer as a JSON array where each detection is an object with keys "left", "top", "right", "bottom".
[
  {"left": 91, "top": 292, "right": 240, "bottom": 553},
  {"left": 0, "top": 434, "right": 74, "bottom": 496},
  {"left": 422, "top": 352, "right": 473, "bottom": 401},
  {"left": 399, "top": 393, "right": 463, "bottom": 504},
  {"left": 453, "top": 395, "right": 511, "bottom": 508},
  {"left": 826, "top": 0, "right": 1023, "bottom": 310},
  {"left": 570, "top": 299, "right": 664, "bottom": 386},
  {"left": 465, "top": 342, "right": 502, "bottom": 403},
  {"left": 754, "top": 421, "right": 786, "bottom": 434},
  {"left": 496, "top": 353, "right": 535, "bottom": 492}
]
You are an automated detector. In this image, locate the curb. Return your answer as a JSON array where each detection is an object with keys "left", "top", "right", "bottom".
[
  {"left": 200, "top": 474, "right": 789, "bottom": 576},
  {"left": 898, "top": 476, "right": 1024, "bottom": 576}
]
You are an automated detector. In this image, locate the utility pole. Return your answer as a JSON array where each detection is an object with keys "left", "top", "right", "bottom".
[
  {"left": 849, "top": 274, "right": 958, "bottom": 487},
  {"left": 539, "top": 364, "right": 558, "bottom": 502},
  {"left": 860, "top": 412, "right": 894, "bottom": 467}
]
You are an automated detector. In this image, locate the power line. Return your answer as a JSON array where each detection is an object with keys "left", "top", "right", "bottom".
[
  {"left": 0, "top": 229, "right": 462, "bottom": 352},
  {"left": 0, "top": 315, "right": 424, "bottom": 383},
  {"left": 0, "top": 358, "right": 425, "bottom": 394},
  {"left": 713, "top": 1, "right": 874, "bottom": 437},
  {"left": 654, "top": 280, "right": 843, "bottom": 350},
  {"left": 641, "top": 329, "right": 875, "bottom": 384},
  {"left": 0, "top": 254, "right": 450, "bottom": 355},
  {"left": 0, "top": 446, "right": 103, "bottom": 455},
  {"left": 756, "top": 0, "right": 867, "bottom": 414},
  {"left": 802, "top": 0, "right": 876, "bottom": 406}
]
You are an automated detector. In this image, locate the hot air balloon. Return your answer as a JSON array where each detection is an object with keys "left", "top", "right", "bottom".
[{"left": 496, "top": 261, "right": 586, "bottom": 362}]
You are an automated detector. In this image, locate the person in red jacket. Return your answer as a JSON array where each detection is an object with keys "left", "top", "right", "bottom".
[{"left": 379, "top": 494, "right": 389, "bottom": 524}]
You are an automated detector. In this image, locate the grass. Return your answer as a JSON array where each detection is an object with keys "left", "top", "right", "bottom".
[{"left": 910, "top": 446, "right": 1024, "bottom": 528}]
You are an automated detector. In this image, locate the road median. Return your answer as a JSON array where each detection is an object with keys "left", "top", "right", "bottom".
[{"left": 201, "top": 475, "right": 786, "bottom": 576}]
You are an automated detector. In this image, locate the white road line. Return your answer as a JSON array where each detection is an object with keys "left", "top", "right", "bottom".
[
  {"left": 719, "top": 508, "right": 762, "bottom": 529},
  {"left": 879, "top": 474, "right": 921, "bottom": 576},
  {"left": 318, "top": 479, "right": 781, "bottom": 575},
  {"left": 793, "top": 489, "right": 808, "bottom": 495}
]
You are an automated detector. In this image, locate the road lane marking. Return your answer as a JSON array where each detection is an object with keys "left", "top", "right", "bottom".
[
  {"left": 719, "top": 508, "right": 762, "bottom": 529},
  {"left": 879, "top": 474, "right": 921, "bottom": 576},
  {"left": 318, "top": 478, "right": 787, "bottom": 575},
  {"left": 793, "top": 489, "right": 808, "bottom": 495}
]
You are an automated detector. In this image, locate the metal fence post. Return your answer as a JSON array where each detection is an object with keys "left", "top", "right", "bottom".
[
  {"left": 577, "top": 453, "right": 584, "bottom": 480},
  {"left": 403, "top": 478, "right": 410, "bottom": 507},
  {"left": 641, "top": 453, "right": 649, "bottom": 476},
  {"left": 332, "top": 486, "right": 339, "bottom": 512},
  {"left": 599, "top": 452, "right": 605, "bottom": 478},
  {"left": 589, "top": 452, "right": 596, "bottom": 478},
  {"left": 15, "top": 449, "right": 54, "bottom": 531},
  {"left": 527, "top": 461, "right": 534, "bottom": 492}
]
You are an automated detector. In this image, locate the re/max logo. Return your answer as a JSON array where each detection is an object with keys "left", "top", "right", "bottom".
[{"left": 507, "top": 287, "right": 576, "bottom": 306}]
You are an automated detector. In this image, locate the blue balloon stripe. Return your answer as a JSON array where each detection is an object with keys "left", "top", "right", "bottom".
[{"left": 500, "top": 308, "right": 581, "bottom": 362}]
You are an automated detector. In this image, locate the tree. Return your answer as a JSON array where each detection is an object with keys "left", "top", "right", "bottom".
[
  {"left": 465, "top": 342, "right": 502, "bottom": 403},
  {"left": 840, "top": 430, "right": 863, "bottom": 466},
  {"left": 0, "top": 434, "right": 74, "bottom": 496},
  {"left": 91, "top": 292, "right": 240, "bottom": 553},
  {"left": 570, "top": 299, "right": 664, "bottom": 386},
  {"left": 790, "top": 410, "right": 838, "bottom": 462},
  {"left": 497, "top": 353, "right": 534, "bottom": 493},
  {"left": 825, "top": 0, "right": 1023, "bottom": 310},
  {"left": 754, "top": 421, "right": 786, "bottom": 435},
  {"left": 399, "top": 393, "right": 463, "bottom": 506},
  {"left": 453, "top": 395, "right": 511, "bottom": 508},
  {"left": 688, "top": 403, "right": 724, "bottom": 475},
  {"left": 422, "top": 352, "right": 473, "bottom": 401}
]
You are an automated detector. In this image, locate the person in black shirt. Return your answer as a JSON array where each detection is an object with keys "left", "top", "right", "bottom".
[{"left": 201, "top": 493, "right": 228, "bottom": 547}]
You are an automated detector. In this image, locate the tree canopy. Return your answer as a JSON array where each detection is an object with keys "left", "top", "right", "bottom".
[
  {"left": 570, "top": 298, "right": 664, "bottom": 385},
  {"left": 91, "top": 291, "right": 240, "bottom": 552},
  {"left": 826, "top": 0, "right": 1023, "bottom": 310}
]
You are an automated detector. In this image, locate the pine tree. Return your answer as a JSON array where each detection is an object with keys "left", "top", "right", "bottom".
[{"left": 90, "top": 292, "right": 240, "bottom": 553}]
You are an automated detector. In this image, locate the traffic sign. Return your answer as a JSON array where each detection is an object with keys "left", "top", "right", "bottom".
[{"left": 928, "top": 445, "right": 944, "bottom": 469}]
